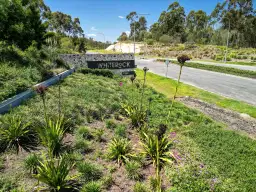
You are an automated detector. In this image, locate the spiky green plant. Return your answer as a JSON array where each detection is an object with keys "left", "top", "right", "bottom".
[
  {"left": 75, "top": 126, "right": 93, "bottom": 140},
  {"left": 107, "top": 137, "right": 133, "bottom": 165},
  {"left": 77, "top": 162, "right": 103, "bottom": 182},
  {"left": 0, "top": 115, "right": 36, "bottom": 154},
  {"left": 34, "top": 156, "right": 75, "bottom": 192},
  {"left": 125, "top": 160, "right": 142, "bottom": 180},
  {"left": 140, "top": 133, "right": 173, "bottom": 192},
  {"left": 24, "top": 153, "right": 41, "bottom": 174},
  {"left": 121, "top": 103, "right": 146, "bottom": 128},
  {"left": 37, "top": 116, "right": 67, "bottom": 157},
  {"left": 93, "top": 128, "right": 104, "bottom": 142},
  {"left": 81, "top": 181, "right": 102, "bottom": 192}
]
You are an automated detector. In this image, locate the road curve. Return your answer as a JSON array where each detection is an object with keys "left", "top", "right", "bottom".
[{"left": 136, "top": 59, "right": 256, "bottom": 105}]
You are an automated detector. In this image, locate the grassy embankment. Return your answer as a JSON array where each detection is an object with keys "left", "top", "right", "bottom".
[
  {"left": 136, "top": 69, "right": 256, "bottom": 118},
  {"left": 1, "top": 72, "right": 256, "bottom": 191}
]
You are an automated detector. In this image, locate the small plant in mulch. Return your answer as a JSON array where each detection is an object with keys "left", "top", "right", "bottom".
[
  {"left": 107, "top": 137, "right": 133, "bottom": 165},
  {"left": 125, "top": 160, "right": 142, "bottom": 180},
  {"left": 0, "top": 115, "right": 37, "bottom": 154},
  {"left": 105, "top": 119, "right": 117, "bottom": 129},
  {"left": 140, "top": 129, "right": 173, "bottom": 192},
  {"left": 77, "top": 162, "right": 103, "bottom": 183}
]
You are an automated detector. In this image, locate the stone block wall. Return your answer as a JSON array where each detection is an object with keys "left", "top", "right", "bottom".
[{"left": 59, "top": 54, "right": 134, "bottom": 68}]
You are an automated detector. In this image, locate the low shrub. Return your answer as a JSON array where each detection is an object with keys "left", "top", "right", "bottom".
[
  {"left": 74, "top": 139, "right": 91, "bottom": 154},
  {"left": 81, "top": 181, "right": 102, "bottom": 192},
  {"left": 93, "top": 128, "right": 105, "bottom": 142},
  {"left": 133, "top": 182, "right": 149, "bottom": 192},
  {"left": 55, "top": 58, "right": 70, "bottom": 69},
  {"left": 114, "top": 124, "right": 127, "bottom": 138},
  {"left": 101, "top": 174, "right": 114, "bottom": 189},
  {"left": 24, "top": 153, "right": 41, "bottom": 174},
  {"left": 75, "top": 126, "right": 93, "bottom": 140},
  {"left": 105, "top": 119, "right": 117, "bottom": 129},
  {"left": 242, "top": 55, "right": 248, "bottom": 59},
  {"left": 77, "top": 162, "right": 103, "bottom": 182},
  {"left": 78, "top": 68, "right": 114, "bottom": 78},
  {"left": 107, "top": 137, "right": 132, "bottom": 164},
  {"left": 35, "top": 156, "right": 74, "bottom": 191},
  {"left": 125, "top": 161, "right": 142, "bottom": 180},
  {"left": 0, "top": 177, "right": 17, "bottom": 191},
  {"left": 0, "top": 115, "right": 37, "bottom": 154}
]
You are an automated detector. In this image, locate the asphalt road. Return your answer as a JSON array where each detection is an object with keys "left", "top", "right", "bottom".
[{"left": 136, "top": 59, "right": 256, "bottom": 105}]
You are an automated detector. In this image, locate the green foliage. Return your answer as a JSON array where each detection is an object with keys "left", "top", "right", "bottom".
[
  {"left": 77, "top": 162, "right": 103, "bottom": 182},
  {"left": 35, "top": 156, "right": 74, "bottom": 191},
  {"left": 55, "top": 58, "right": 70, "bottom": 69},
  {"left": 93, "top": 128, "right": 105, "bottom": 142},
  {"left": 133, "top": 182, "right": 149, "bottom": 192},
  {"left": 0, "top": 115, "right": 36, "bottom": 154},
  {"left": 114, "top": 124, "right": 127, "bottom": 138},
  {"left": 78, "top": 68, "right": 114, "bottom": 78},
  {"left": 125, "top": 161, "right": 142, "bottom": 180},
  {"left": 108, "top": 137, "right": 133, "bottom": 164},
  {"left": 37, "top": 116, "right": 67, "bottom": 157},
  {"left": 81, "top": 181, "right": 102, "bottom": 192},
  {"left": 0, "top": 0, "right": 47, "bottom": 50},
  {"left": 24, "top": 153, "right": 41, "bottom": 174},
  {"left": 121, "top": 103, "right": 146, "bottom": 127},
  {"left": 0, "top": 177, "right": 17, "bottom": 192},
  {"left": 159, "top": 35, "right": 172, "bottom": 44},
  {"left": 0, "top": 63, "right": 41, "bottom": 101},
  {"left": 101, "top": 174, "right": 114, "bottom": 189},
  {"left": 105, "top": 119, "right": 117, "bottom": 129},
  {"left": 74, "top": 138, "right": 91, "bottom": 154},
  {"left": 75, "top": 126, "right": 93, "bottom": 140}
]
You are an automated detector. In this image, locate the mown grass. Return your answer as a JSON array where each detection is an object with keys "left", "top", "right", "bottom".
[
  {"left": 156, "top": 59, "right": 256, "bottom": 78},
  {"left": 1, "top": 73, "right": 256, "bottom": 191},
  {"left": 136, "top": 69, "right": 256, "bottom": 118}
]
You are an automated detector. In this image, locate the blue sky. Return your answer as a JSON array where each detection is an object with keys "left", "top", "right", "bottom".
[{"left": 44, "top": 0, "right": 243, "bottom": 42}]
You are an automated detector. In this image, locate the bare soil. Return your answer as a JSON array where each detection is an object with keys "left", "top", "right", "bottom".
[{"left": 179, "top": 96, "right": 256, "bottom": 137}]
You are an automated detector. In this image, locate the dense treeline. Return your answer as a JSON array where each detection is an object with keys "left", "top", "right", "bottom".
[
  {"left": 119, "top": 0, "right": 256, "bottom": 48},
  {"left": 0, "top": 0, "right": 109, "bottom": 51}
]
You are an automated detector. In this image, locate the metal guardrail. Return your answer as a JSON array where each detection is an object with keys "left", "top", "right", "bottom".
[{"left": 0, "top": 68, "right": 75, "bottom": 115}]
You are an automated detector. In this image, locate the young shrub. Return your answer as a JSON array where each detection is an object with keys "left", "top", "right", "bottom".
[
  {"left": 55, "top": 58, "right": 70, "bottom": 69},
  {"left": 24, "top": 153, "right": 41, "bottom": 174},
  {"left": 133, "top": 182, "right": 149, "bottom": 192},
  {"left": 140, "top": 132, "right": 173, "bottom": 191},
  {"left": 93, "top": 128, "right": 105, "bottom": 142},
  {"left": 149, "top": 176, "right": 158, "bottom": 192},
  {"left": 74, "top": 139, "right": 92, "bottom": 154},
  {"left": 75, "top": 126, "right": 93, "bottom": 140},
  {"left": 105, "top": 119, "right": 117, "bottom": 129},
  {"left": 37, "top": 116, "right": 67, "bottom": 157},
  {"left": 107, "top": 137, "right": 133, "bottom": 165},
  {"left": 34, "top": 156, "right": 75, "bottom": 191},
  {"left": 114, "top": 124, "right": 126, "bottom": 138},
  {"left": 101, "top": 174, "right": 114, "bottom": 189},
  {"left": 0, "top": 115, "right": 36, "bottom": 154},
  {"left": 81, "top": 181, "right": 102, "bottom": 192},
  {"left": 0, "top": 177, "right": 17, "bottom": 192},
  {"left": 77, "top": 162, "right": 103, "bottom": 182},
  {"left": 125, "top": 161, "right": 142, "bottom": 180},
  {"left": 121, "top": 103, "right": 146, "bottom": 128}
]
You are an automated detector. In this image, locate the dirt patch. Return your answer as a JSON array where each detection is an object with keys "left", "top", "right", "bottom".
[{"left": 179, "top": 96, "right": 256, "bottom": 137}]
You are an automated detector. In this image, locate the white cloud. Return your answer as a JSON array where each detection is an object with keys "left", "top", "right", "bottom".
[
  {"left": 87, "top": 34, "right": 96, "bottom": 37},
  {"left": 125, "top": 31, "right": 130, "bottom": 35},
  {"left": 118, "top": 16, "right": 124, "bottom": 19},
  {"left": 90, "top": 27, "right": 97, "bottom": 31}
]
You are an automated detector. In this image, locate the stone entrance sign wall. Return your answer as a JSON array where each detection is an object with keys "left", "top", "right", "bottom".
[{"left": 60, "top": 54, "right": 136, "bottom": 75}]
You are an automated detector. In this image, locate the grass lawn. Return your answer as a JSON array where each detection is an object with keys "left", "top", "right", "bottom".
[
  {"left": 1, "top": 72, "right": 256, "bottom": 191},
  {"left": 136, "top": 69, "right": 256, "bottom": 118},
  {"left": 156, "top": 59, "right": 256, "bottom": 78}
]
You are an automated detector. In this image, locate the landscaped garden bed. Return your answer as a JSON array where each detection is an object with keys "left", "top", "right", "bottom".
[{"left": 0, "top": 71, "right": 256, "bottom": 192}]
